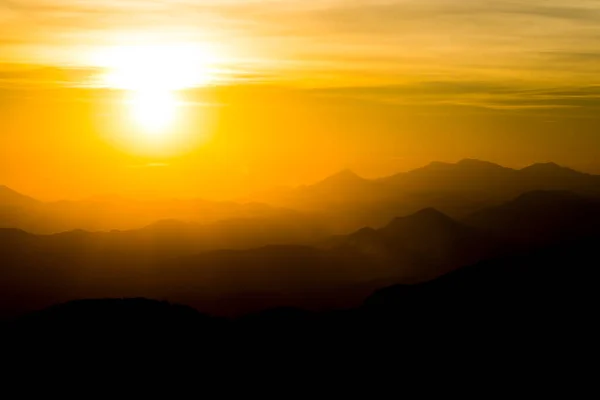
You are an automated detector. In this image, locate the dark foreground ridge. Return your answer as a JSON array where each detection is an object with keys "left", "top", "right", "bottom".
[
  {"left": 2, "top": 185, "right": 599, "bottom": 385},
  {"left": 5, "top": 236, "right": 596, "bottom": 369}
]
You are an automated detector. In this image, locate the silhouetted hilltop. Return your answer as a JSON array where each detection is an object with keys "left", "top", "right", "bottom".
[
  {"left": 296, "top": 169, "right": 381, "bottom": 203},
  {"left": 382, "top": 207, "right": 461, "bottom": 234},
  {"left": 315, "top": 169, "right": 367, "bottom": 188},
  {"left": 0, "top": 187, "right": 43, "bottom": 231},
  {"left": 520, "top": 162, "right": 586, "bottom": 178},
  {"left": 276, "top": 159, "right": 600, "bottom": 229},
  {"left": 0, "top": 185, "right": 40, "bottom": 208},
  {"left": 0, "top": 229, "right": 38, "bottom": 259},
  {"left": 457, "top": 158, "right": 511, "bottom": 169},
  {"left": 364, "top": 234, "right": 598, "bottom": 327},
  {"left": 517, "top": 162, "right": 600, "bottom": 192},
  {"left": 381, "top": 159, "right": 517, "bottom": 188},
  {"left": 0, "top": 227, "right": 37, "bottom": 242},
  {"left": 380, "top": 159, "right": 600, "bottom": 195},
  {"left": 464, "top": 190, "right": 600, "bottom": 244},
  {"left": 377, "top": 208, "right": 478, "bottom": 260},
  {"left": 332, "top": 208, "right": 500, "bottom": 281}
]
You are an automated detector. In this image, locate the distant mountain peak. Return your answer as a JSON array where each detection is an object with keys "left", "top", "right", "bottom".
[
  {"left": 0, "top": 185, "right": 40, "bottom": 207},
  {"left": 409, "top": 207, "right": 455, "bottom": 223},
  {"left": 404, "top": 159, "right": 513, "bottom": 178},
  {"left": 523, "top": 162, "right": 561, "bottom": 170},
  {"left": 309, "top": 169, "right": 370, "bottom": 190},
  {"left": 521, "top": 162, "right": 584, "bottom": 176},
  {"left": 423, "top": 161, "right": 453, "bottom": 169},
  {"left": 457, "top": 159, "right": 508, "bottom": 169},
  {"left": 328, "top": 169, "right": 363, "bottom": 181},
  {"left": 0, "top": 185, "right": 24, "bottom": 196},
  {"left": 537, "top": 162, "right": 560, "bottom": 168}
]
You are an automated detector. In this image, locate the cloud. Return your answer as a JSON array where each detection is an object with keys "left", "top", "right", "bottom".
[
  {"left": 0, "top": 64, "right": 99, "bottom": 87},
  {"left": 1, "top": 1, "right": 600, "bottom": 91},
  {"left": 314, "top": 80, "right": 600, "bottom": 114}
]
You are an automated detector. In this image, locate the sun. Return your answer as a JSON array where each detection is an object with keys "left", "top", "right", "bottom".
[
  {"left": 127, "top": 89, "right": 178, "bottom": 136},
  {"left": 100, "top": 43, "right": 217, "bottom": 91},
  {"left": 96, "top": 43, "right": 218, "bottom": 137}
]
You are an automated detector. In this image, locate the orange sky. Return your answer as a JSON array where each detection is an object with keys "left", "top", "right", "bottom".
[{"left": 1, "top": 1, "right": 600, "bottom": 200}]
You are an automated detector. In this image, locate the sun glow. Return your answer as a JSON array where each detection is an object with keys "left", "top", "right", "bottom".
[
  {"left": 96, "top": 43, "right": 219, "bottom": 137},
  {"left": 100, "top": 43, "right": 219, "bottom": 91},
  {"left": 127, "top": 90, "right": 178, "bottom": 136}
]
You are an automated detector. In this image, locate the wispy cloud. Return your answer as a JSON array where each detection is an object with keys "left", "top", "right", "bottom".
[
  {"left": 314, "top": 80, "right": 600, "bottom": 115},
  {"left": 2, "top": 1, "right": 600, "bottom": 89}
]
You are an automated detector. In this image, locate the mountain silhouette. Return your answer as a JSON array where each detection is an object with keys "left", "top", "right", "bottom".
[
  {"left": 296, "top": 169, "right": 382, "bottom": 203},
  {"left": 333, "top": 208, "right": 500, "bottom": 281},
  {"left": 463, "top": 190, "right": 600, "bottom": 244},
  {"left": 381, "top": 159, "right": 517, "bottom": 188},
  {"left": 0, "top": 186, "right": 42, "bottom": 231},
  {"left": 6, "top": 235, "right": 596, "bottom": 374},
  {"left": 381, "top": 207, "right": 463, "bottom": 235},
  {"left": 2, "top": 160, "right": 600, "bottom": 234},
  {"left": 314, "top": 169, "right": 367, "bottom": 188},
  {"left": 520, "top": 162, "right": 587, "bottom": 178},
  {"left": 268, "top": 159, "right": 600, "bottom": 231},
  {"left": 2, "top": 160, "right": 600, "bottom": 319},
  {"left": 380, "top": 159, "right": 600, "bottom": 196},
  {"left": 517, "top": 162, "right": 600, "bottom": 193},
  {"left": 4, "top": 186, "right": 598, "bottom": 317},
  {"left": 363, "top": 234, "right": 599, "bottom": 350},
  {"left": 0, "top": 228, "right": 39, "bottom": 249},
  {"left": 0, "top": 209, "right": 498, "bottom": 317},
  {"left": 0, "top": 185, "right": 40, "bottom": 208},
  {"left": 0, "top": 187, "right": 328, "bottom": 235},
  {"left": 456, "top": 158, "right": 512, "bottom": 169}
]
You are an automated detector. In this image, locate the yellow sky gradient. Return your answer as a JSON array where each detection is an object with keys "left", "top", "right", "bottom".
[{"left": 1, "top": 1, "right": 600, "bottom": 200}]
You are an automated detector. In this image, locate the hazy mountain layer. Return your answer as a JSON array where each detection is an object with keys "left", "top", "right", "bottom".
[{"left": 2, "top": 159, "right": 600, "bottom": 234}]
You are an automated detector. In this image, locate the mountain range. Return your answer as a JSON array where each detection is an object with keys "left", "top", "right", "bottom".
[
  {"left": 2, "top": 186, "right": 600, "bottom": 317},
  {"left": 210, "top": 159, "right": 600, "bottom": 231},
  {"left": 2, "top": 159, "right": 600, "bottom": 235},
  {"left": 2, "top": 159, "right": 600, "bottom": 318},
  {"left": 6, "top": 233, "right": 597, "bottom": 374}
]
